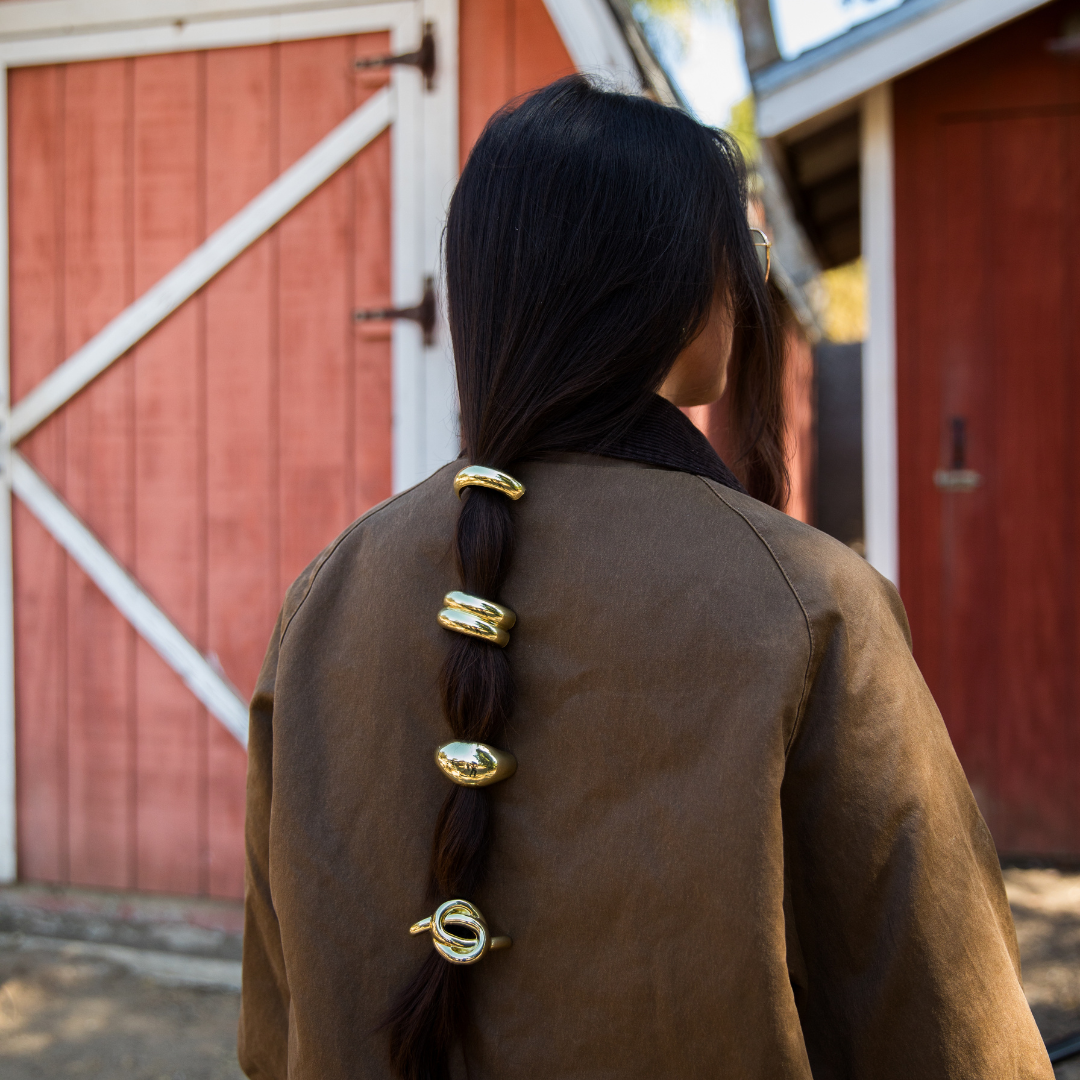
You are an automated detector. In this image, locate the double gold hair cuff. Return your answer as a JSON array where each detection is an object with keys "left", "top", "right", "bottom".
[
  {"left": 453, "top": 465, "right": 525, "bottom": 501},
  {"left": 438, "top": 591, "right": 516, "bottom": 647},
  {"left": 410, "top": 899, "right": 511, "bottom": 964}
]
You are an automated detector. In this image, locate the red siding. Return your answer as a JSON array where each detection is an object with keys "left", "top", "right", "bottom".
[
  {"left": 694, "top": 323, "right": 815, "bottom": 524},
  {"left": 895, "top": 0, "right": 1080, "bottom": 852},
  {"left": 11, "top": 65, "right": 67, "bottom": 885},
  {"left": 9, "top": 33, "right": 392, "bottom": 897},
  {"left": 63, "top": 58, "right": 137, "bottom": 891},
  {"left": 459, "top": 0, "right": 575, "bottom": 164}
]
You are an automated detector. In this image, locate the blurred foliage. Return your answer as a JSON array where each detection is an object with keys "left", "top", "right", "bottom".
[
  {"left": 638, "top": 0, "right": 729, "bottom": 15},
  {"left": 726, "top": 94, "right": 759, "bottom": 161},
  {"left": 817, "top": 258, "right": 866, "bottom": 342},
  {"left": 633, "top": 0, "right": 730, "bottom": 54}
]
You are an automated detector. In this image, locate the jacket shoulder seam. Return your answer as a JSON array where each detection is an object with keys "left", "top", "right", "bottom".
[
  {"left": 697, "top": 478, "right": 815, "bottom": 753},
  {"left": 279, "top": 485, "right": 417, "bottom": 643}
]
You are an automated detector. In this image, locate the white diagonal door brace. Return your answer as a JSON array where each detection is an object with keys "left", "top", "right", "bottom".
[
  {"left": 10, "top": 85, "right": 394, "bottom": 443},
  {"left": 5, "top": 84, "right": 395, "bottom": 745},
  {"left": 10, "top": 452, "right": 250, "bottom": 747}
]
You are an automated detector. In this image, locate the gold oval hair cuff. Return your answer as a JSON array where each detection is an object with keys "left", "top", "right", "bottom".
[
  {"left": 410, "top": 899, "right": 512, "bottom": 965},
  {"left": 453, "top": 465, "right": 525, "bottom": 501},
  {"left": 437, "top": 591, "right": 516, "bottom": 647},
  {"left": 436, "top": 741, "right": 517, "bottom": 787}
]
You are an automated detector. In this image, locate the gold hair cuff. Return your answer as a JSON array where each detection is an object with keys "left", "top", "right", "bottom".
[
  {"left": 437, "top": 591, "right": 516, "bottom": 647},
  {"left": 436, "top": 741, "right": 517, "bottom": 787},
  {"left": 453, "top": 465, "right": 525, "bottom": 501},
  {"left": 410, "top": 899, "right": 512, "bottom": 964}
]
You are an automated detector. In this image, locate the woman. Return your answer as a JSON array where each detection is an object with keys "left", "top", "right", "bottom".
[{"left": 238, "top": 77, "right": 1051, "bottom": 1079}]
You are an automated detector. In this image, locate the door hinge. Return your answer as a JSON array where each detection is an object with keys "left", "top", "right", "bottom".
[
  {"left": 354, "top": 22, "right": 436, "bottom": 90},
  {"left": 354, "top": 277, "right": 436, "bottom": 346}
]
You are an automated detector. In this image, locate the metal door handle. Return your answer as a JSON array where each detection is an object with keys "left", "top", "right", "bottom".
[
  {"left": 934, "top": 468, "right": 982, "bottom": 491},
  {"left": 935, "top": 415, "right": 982, "bottom": 491}
]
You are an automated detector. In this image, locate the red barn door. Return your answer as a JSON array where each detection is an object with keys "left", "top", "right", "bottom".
[
  {"left": 895, "top": 3, "right": 1080, "bottom": 854},
  {"left": 3, "top": 2, "right": 458, "bottom": 896}
]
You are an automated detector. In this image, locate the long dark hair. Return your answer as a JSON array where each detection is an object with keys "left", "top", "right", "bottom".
[{"left": 385, "top": 75, "right": 786, "bottom": 1079}]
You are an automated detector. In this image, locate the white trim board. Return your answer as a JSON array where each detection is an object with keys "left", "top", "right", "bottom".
[
  {"left": 0, "top": 3, "right": 413, "bottom": 64},
  {"left": 10, "top": 453, "right": 250, "bottom": 746},
  {"left": 415, "top": 0, "right": 460, "bottom": 483},
  {"left": 541, "top": 0, "right": 638, "bottom": 89},
  {"left": 756, "top": 0, "right": 1050, "bottom": 138},
  {"left": 0, "top": 0, "right": 396, "bottom": 38},
  {"left": 861, "top": 85, "right": 898, "bottom": 586}
]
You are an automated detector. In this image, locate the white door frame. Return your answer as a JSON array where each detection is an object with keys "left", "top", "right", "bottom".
[
  {"left": 0, "top": 0, "right": 460, "bottom": 881},
  {"left": 860, "top": 83, "right": 898, "bottom": 587}
]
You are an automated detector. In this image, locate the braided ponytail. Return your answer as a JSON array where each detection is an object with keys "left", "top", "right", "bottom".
[
  {"left": 385, "top": 75, "right": 786, "bottom": 1078},
  {"left": 386, "top": 485, "right": 515, "bottom": 1078}
]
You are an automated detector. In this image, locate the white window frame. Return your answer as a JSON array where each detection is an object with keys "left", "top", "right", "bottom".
[{"left": 0, "top": 0, "right": 460, "bottom": 882}]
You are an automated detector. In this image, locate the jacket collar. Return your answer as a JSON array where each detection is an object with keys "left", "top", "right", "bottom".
[{"left": 584, "top": 395, "right": 746, "bottom": 495}]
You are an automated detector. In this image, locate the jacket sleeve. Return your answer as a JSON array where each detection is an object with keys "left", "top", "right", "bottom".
[
  {"left": 781, "top": 565, "right": 1053, "bottom": 1079},
  {"left": 238, "top": 611, "right": 290, "bottom": 1079}
]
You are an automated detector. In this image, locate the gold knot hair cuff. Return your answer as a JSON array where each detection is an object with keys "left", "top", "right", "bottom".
[
  {"left": 453, "top": 465, "right": 525, "bottom": 501},
  {"left": 437, "top": 591, "right": 516, "bottom": 647},
  {"left": 436, "top": 741, "right": 517, "bottom": 786},
  {"left": 410, "top": 899, "right": 512, "bottom": 965}
]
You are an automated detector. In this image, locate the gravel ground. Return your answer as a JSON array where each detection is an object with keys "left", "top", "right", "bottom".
[
  {"left": 1005, "top": 868, "right": 1080, "bottom": 1078},
  {"left": 0, "top": 942, "right": 243, "bottom": 1080},
  {"left": 0, "top": 869, "right": 1076, "bottom": 1077}
]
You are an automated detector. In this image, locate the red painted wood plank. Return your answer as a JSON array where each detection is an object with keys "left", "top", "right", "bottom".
[
  {"left": 276, "top": 36, "right": 356, "bottom": 586},
  {"left": 939, "top": 117, "right": 999, "bottom": 830},
  {"left": 459, "top": 0, "right": 511, "bottom": 164},
  {"left": 1065, "top": 111, "right": 1080, "bottom": 857},
  {"left": 13, "top": 510, "right": 67, "bottom": 883},
  {"left": 350, "top": 33, "right": 392, "bottom": 519},
  {"left": 130, "top": 52, "right": 204, "bottom": 894},
  {"left": 894, "top": 69, "right": 944, "bottom": 698},
  {"left": 61, "top": 57, "right": 136, "bottom": 890},
  {"left": 351, "top": 125, "right": 392, "bottom": 515},
  {"left": 988, "top": 112, "right": 1072, "bottom": 851},
  {"left": 511, "top": 0, "right": 574, "bottom": 98},
  {"left": 458, "top": 0, "right": 574, "bottom": 166},
  {"left": 9, "top": 66, "right": 68, "bottom": 884},
  {"left": 203, "top": 43, "right": 276, "bottom": 898}
]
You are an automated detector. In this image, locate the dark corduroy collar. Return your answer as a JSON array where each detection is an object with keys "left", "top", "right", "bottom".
[{"left": 585, "top": 395, "right": 746, "bottom": 495}]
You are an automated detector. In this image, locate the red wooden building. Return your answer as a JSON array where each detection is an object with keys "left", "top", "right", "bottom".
[
  {"left": 756, "top": 0, "right": 1080, "bottom": 854},
  {"left": 0, "top": 0, "right": 815, "bottom": 902}
]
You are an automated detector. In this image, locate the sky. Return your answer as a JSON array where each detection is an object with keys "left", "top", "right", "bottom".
[{"left": 651, "top": 0, "right": 904, "bottom": 128}]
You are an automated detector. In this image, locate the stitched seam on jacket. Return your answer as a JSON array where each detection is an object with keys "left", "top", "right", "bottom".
[
  {"left": 697, "top": 478, "right": 815, "bottom": 755},
  {"left": 279, "top": 483, "right": 425, "bottom": 643}
]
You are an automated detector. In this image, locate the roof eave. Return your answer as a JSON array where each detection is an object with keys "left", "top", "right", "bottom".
[{"left": 753, "top": 0, "right": 1050, "bottom": 139}]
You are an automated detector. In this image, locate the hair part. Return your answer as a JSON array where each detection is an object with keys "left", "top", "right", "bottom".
[{"left": 386, "top": 74, "right": 786, "bottom": 1080}]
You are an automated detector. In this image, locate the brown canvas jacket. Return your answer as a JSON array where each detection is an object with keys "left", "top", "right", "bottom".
[{"left": 239, "top": 454, "right": 1052, "bottom": 1079}]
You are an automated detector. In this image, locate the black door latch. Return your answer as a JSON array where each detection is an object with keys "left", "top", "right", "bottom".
[{"left": 354, "top": 277, "right": 436, "bottom": 346}]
